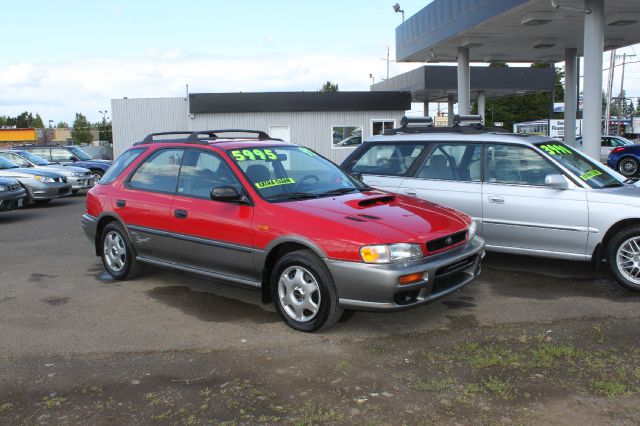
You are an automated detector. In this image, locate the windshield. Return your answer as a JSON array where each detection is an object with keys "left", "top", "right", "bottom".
[
  {"left": 15, "top": 150, "right": 51, "bottom": 166},
  {"left": 0, "top": 156, "right": 19, "bottom": 169},
  {"left": 227, "top": 145, "right": 367, "bottom": 202},
  {"left": 67, "top": 146, "right": 92, "bottom": 161},
  {"left": 535, "top": 142, "right": 622, "bottom": 189}
]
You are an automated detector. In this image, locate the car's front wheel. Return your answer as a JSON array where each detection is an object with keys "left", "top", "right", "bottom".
[
  {"left": 608, "top": 226, "right": 640, "bottom": 291},
  {"left": 271, "top": 250, "right": 343, "bottom": 332},
  {"left": 617, "top": 157, "right": 639, "bottom": 177},
  {"left": 100, "top": 221, "right": 144, "bottom": 280},
  {"left": 92, "top": 169, "right": 105, "bottom": 183}
]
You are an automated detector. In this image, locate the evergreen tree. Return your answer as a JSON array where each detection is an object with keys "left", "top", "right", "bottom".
[{"left": 71, "top": 113, "right": 93, "bottom": 144}]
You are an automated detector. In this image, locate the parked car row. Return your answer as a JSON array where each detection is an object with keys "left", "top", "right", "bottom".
[{"left": 0, "top": 146, "right": 113, "bottom": 212}]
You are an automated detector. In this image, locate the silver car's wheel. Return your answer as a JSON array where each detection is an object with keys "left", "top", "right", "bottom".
[
  {"left": 618, "top": 157, "right": 639, "bottom": 177},
  {"left": 278, "top": 266, "right": 321, "bottom": 322},
  {"left": 615, "top": 236, "right": 640, "bottom": 286},
  {"left": 103, "top": 230, "right": 126, "bottom": 272}
]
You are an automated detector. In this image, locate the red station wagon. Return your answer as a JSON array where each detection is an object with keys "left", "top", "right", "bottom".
[{"left": 82, "top": 130, "right": 485, "bottom": 331}]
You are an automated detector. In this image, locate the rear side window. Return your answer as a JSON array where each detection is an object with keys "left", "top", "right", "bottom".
[
  {"left": 415, "top": 144, "right": 481, "bottom": 182},
  {"left": 28, "top": 148, "right": 51, "bottom": 160},
  {"left": 128, "top": 149, "right": 184, "bottom": 193},
  {"left": 99, "top": 148, "right": 146, "bottom": 185},
  {"left": 351, "top": 144, "right": 424, "bottom": 176},
  {"left": 50, "top": 148, "right": 73, "bottom": 162}
]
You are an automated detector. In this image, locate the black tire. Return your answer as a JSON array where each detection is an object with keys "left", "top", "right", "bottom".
[
  {"left": 72, "top": 189, "right": 79, "bottom": 194},
  {"left": 92, "top": 169, "right": 105, "bottom": 183},
  {"left": 270, "top": 249, "right": 343, "bottom": 332},
  {"left": 607, "top": 225, "right": 640, "bottom": 291},
  {"left": 33, "top": 199, "right": 51, "bottom": 205},
  {"left": 617, "top": 157, "right": 639, "bottom": 177},
  {"left": 100, "top": 222, "right": 144, "bottom": 280}
]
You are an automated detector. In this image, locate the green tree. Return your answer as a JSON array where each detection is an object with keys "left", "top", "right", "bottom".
[
  {"left": 56, "top": 121, "right": 69, "bottom": 128},
  {"left": 71, "top": 113, "right": 93, "bottom": 144},
  {"left": 16, "top": 111, "right": 34, "bottom": 128},
  {"left": 32, "top": 113, "right": 44, "bottom": 128},
  {"left": 96, "top": 118, "right": 112, "bottom": 142},
  {"left": 320, "top": 81, "right": 339, "bottom": 92}
]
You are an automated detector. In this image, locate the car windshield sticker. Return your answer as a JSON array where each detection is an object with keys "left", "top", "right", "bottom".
[
  {"left": 539, "top": 144, "right": 572, "bottom": 155},
  {"left": 299, "top": 147, "right": 317, "bottom": 157},
  {"left": 579, "top": 170, "right": 602, "bottom": 181},
  {"left": 254, "top": 178, "right": 296, "bottom": 189},
  {"left": 231, "top": 149, "right": 278, "bottom": 162}
]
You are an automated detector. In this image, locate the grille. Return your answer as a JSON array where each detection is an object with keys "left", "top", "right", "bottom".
[
  {"left": 84, "top": 171, "right": 92, "bottom": 176},
  {"left": 7, "top": 183, "right": 20, "bottom": 191},
  {"left": 426, "top": 230, "right": 467, "bottom": 252},
  {"left": 431, "top": 255, "right": 478, "bottom": 294}
]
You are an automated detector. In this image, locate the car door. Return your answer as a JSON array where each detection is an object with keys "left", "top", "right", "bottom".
[
  {"left": 117, "top": 148, "right": 183, "bottom": 262},
  {"left": 397, "top": 143, "right": 484, "bottom": 232},
  {"left": 482, "top": 144, "right": 589, "bottom": 256},
  {"left": 350, "top": 143, "right": 426, "bottom": 192},
  {"left": 168, "top": 149, "right": 257, "bottom": 285}
]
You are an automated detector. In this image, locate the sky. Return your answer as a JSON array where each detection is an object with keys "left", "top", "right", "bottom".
[{"left": 0, "top": 0, "right": 639, "bottom": 125}]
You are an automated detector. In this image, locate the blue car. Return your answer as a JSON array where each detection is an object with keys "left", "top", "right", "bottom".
[
  {"left": 11, "top": 145, "right": 112, "bottom": 181},
  {"left": 607, "top": 144, "right": 640, "bottom": 178}
]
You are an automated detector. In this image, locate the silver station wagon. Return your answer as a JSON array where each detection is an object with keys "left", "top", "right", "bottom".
[{"left": 341, "top": 116, "right": 640, "bottom": 291}]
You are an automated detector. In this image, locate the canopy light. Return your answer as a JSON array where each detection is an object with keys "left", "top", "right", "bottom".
[
  {"left": 461, "top": 39, "right": 484, "bottom": 48},
  {"left": 533, "top": 39, "right": 556, "bottom": 49},
  {"left": 606, "top": 14, "right": 639, "bottom": 26},
  {"left": 520, "top": 12, "right": 553, "bottom": 26}
]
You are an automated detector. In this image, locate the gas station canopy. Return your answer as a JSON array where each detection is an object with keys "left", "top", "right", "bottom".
[{"left": 396, "top": 0, "right": 640, "bottom": 63}]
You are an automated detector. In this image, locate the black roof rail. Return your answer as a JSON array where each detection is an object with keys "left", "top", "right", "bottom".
[
  {"left": 134, "top": 131, "right": 207, "bottom": 145},
  {"left": 186, "top": 129, "right": 271, "bottom": 142}
]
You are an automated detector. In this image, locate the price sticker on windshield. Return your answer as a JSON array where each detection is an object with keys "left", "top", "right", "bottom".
[
  {"left": 579, "top": 170, "right": 602, "bottom": 181},
  {"left": 539, "top": 144, "right": 572, "bottom": 156},
  {"left": 255, "top": 178, "right": 295, "bottom": 189},
  {"left": 231, "top": 149, "right": 278, "bottom": 161}
]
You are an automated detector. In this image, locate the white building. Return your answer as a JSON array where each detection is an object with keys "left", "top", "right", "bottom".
[{"left": 112, "top": 92, "right": 411, "bottom": 164}]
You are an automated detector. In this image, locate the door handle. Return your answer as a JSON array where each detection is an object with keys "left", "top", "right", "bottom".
[
  {"left": 488, "top": 195, "right": 505, "bottom": 204},
  {"left": 404, "top": 190, "right": 418, "bottom": 197},
  {"left": 174, "top": 209, "right": 188, "bottom": 219},
  {"left": 116, "top": 199, "right": 126, "bottom": 208}
]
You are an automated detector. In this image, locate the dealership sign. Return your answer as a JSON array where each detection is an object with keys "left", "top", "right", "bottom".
[{"left": 549, "top": 119, "right": 583, "bottom": 139}]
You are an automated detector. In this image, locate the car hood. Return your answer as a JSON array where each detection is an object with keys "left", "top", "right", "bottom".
[
  {"left": 41, "top": 164, "right": 91, "bottom": 174},
  {"left": 0, "top": 168, "right": 64, "bottom": 179},
  {"left": 273, "top": 190, "right": 471, "bottom": 254},
  {"left": 588, "top": 183, "right": 640, "bottom": 207}
]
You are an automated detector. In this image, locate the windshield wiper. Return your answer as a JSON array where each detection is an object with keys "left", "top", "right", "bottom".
[
  {"left": 317, "top": 188, "right": 359, "bottom": 197},
  {"left": 265, "top": 192, "right": 319, "bottom": 201},
  {"left": 601, "top": 182, "right": 624, "bottom": 188}
]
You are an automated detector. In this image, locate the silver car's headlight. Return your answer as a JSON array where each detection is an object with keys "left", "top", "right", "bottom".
[
  {"left": 33, "top": 175, "right": 55, "bottom": 183},
  {"left": 360, "top": 243, "right": 423, "bottom": 263},
  {"left": 0, "top": 185, "right": 6, "bottom": 192},
  {"left": 69, "top": 172, "right": 84, "bottom": 177},
  {"left": 468, "top": 221, "right": 477, "bottom": 240}
]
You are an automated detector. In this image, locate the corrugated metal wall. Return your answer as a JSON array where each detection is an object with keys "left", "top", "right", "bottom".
[{"left": 112, "top": 97, "right": 405, "bottom": 164}]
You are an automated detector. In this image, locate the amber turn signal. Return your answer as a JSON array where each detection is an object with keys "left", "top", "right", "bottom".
[{"left": 398, "top": 272, "right": 427, "bottom": 285}]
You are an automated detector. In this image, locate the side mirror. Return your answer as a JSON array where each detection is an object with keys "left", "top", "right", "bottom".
[
  {"left": 350, "top": 172, "right": 363, "bottom": 181},
  {"left": 545, "top": 174, "right": 570, "bottom": 190},
  {"left": 210, "top": 186, "right": 248, "bottom": 203},
  {"left": 69, "top": 155, "right": 79, "bottom": 162}
]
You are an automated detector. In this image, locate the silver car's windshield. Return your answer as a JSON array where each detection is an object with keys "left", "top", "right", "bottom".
[
  {"left": 535, "top": 142, "right": 622, "bottom": 189},
  {"left": 0, "top": 156, "right": 19, "bottom": 169},
  {"left": 15, "top": 150, "right": 51, "bottom": 166},
  {"left": 67, "top": 146, "right": 92, "bottom": 161}
]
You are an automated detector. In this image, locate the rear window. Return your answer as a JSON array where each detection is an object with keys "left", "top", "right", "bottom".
[
  {"left": 99, "top": 148, "right": 146, "bottom": 185},
  {"left": 350, "top": 143, "right": 425, "bottom": 176}
]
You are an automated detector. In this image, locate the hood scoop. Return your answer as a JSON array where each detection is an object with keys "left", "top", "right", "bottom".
[{"left": 358, "top": 195, "right": 395, "bottom": 208}]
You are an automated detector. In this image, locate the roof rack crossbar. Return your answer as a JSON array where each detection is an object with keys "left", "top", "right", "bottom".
[
  {"left": 453, "top": 114, "right": 483, "bottom": 126},
  {"left": 400, "top": 116, "right": 434, "bottom": 126},
  {"left": 138, "top": 131, "right": 208, "bottom": 145},
  {"left": 186, "top": 129, "right": 271, "bottom": 142}
]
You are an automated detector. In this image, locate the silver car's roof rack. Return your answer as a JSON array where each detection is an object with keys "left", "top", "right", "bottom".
[
  {"left": 383, "top": 115, "right": 508, "bottom": 136},
  {"left": 135, "top": 129, "right": 276, "bottom": 145}
]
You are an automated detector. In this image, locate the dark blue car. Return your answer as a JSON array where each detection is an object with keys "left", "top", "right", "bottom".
[
  {"left": 607, "top": 144, "right": 640, "bottom": 178},
  {"left": 11, "top": 145, "right": 112, "bottom": 181}
]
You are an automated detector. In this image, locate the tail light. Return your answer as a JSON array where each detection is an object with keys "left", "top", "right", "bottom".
[{"left": 611, "top": 147, "right": 625, "bottom": 155}]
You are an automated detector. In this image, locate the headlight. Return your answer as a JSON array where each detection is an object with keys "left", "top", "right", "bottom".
[
  {"left": 0, "top": 185, "right": 6, "bottom": 192},
  {"left": 360, "top": 243, "right": 423, "bottom": 263},
  {"left": 70, "top": 172, "right": 83, "bottom": 177},
  {"left": 33, "top": 175, "right": 54, "bottom": 183},
  {"left": 468, "top": 221, "right": 477, "bottom": 240}
]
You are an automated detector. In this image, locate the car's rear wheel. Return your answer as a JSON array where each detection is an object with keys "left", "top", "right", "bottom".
[
  {"left": 33, "top": 199, "right": 51, "bottom": 205},
  {"left": 617, "top": 157, "right": 639, "bottom": 177},
  {"left": 100, "top": 222, "right": 144, "bottom": 280},
  {"left": 608, "top": 226, "right": 640, "bottom": 291},
  {"left": 271, "top": 249, "right": 342, "bottom": 332}
]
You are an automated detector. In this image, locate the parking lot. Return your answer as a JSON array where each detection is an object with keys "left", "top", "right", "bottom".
[{"left": 1, "top": 195, "right": 639, "bottom": 425}]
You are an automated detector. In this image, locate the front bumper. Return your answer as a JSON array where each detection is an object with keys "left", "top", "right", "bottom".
[
  {"left": 0, "top": 188, "right": 27, "bottom": 211},
  {"left": 68, "top": 176, "right": 95, "bottom": 191},
  {"left": 27, "top": 182, "right": 72, "bottom": 200},
  {"left": 82, "top": 213, "right": 99, "bottom": 246},
  {"left": 327, "top": 236, "right": 485, "bottom": 311}
]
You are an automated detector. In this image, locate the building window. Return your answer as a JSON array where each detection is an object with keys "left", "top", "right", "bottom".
[
  {"left": 332, "top": 126, "right": 362, "bottom": 149},
  {"left": 371, "top": 119, "right": 395, "bottom": 136}
]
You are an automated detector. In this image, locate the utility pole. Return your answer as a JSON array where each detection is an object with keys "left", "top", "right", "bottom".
[
  {"left": 604, "top": 50, "right": 615, "bottom": 135},
  {"left": 615, "top": 53, "right": 636, "bottom": 135}
]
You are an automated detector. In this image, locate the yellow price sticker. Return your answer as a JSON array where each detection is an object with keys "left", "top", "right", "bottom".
[
  {"left": 254, "top": 178, "right": 296, "bottom": 189},
  {"left": 231, "top": 149, "right": 278, "bottom": 161},
  {"left": 539, "top": 144, "right": 572, "bottom": 155},
  {"left": 579, "top": 170, "right": 602, "bottom": 181}
]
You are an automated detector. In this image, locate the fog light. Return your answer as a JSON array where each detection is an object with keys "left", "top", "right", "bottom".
[{"left": 398, "top": 272, "right": 428, "bottom": 285}]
